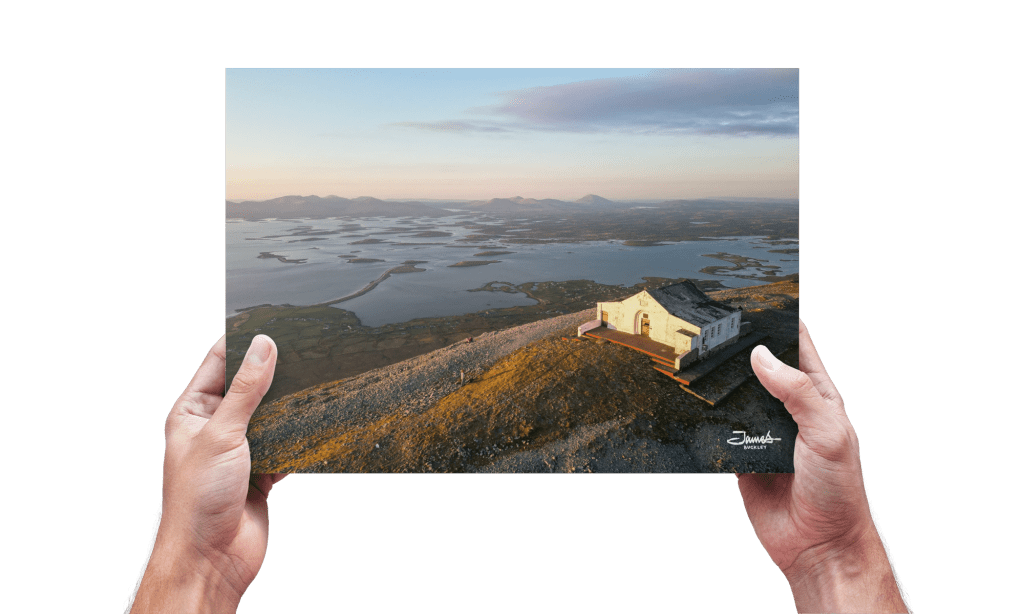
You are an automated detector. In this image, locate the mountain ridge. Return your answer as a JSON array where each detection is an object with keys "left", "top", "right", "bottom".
[{"left": 244, "top": 277, "right": 799, "bottom": 473}]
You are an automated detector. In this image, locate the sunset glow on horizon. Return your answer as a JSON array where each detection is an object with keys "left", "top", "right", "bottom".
[{"left": 227, "top": 68, "right": 798, "bottom": 202}]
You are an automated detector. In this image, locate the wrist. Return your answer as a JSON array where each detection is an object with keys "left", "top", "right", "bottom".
[
  {"left": 132, "top": 530, "right": 245, "bottom": 614},
  {"left": 784, "top": 525, "right": 906, "bottom": 613}
]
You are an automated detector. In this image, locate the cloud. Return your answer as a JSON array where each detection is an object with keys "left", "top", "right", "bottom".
[
  {"left": 390, "top": 120, "right": 512, "bottom": 134},
  {"left": 396, "top": 68, "right": 798, "bottom": 137}
]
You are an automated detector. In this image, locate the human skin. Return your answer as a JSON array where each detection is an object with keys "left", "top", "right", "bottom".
[
  {"left": 131, "top": 335, "right": 283, "bottom": 614},
  {"left": 740, "top": 321, "right": 908, "bottom": 613},
  {"left": 132, "top": 324, "right": 907, "bottom": 612}
]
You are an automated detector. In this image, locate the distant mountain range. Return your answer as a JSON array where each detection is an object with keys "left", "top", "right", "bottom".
[
  {"left": 226, "top": 194, "right": 796, "bottom": 220},
  {"left": 226, "top": 195, "right": 450, "bottom": 220}
]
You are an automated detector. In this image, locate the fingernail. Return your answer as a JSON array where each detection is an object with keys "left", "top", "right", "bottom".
[
  {"left": 755, "top": 345, "right": 781, "bottom": 371},
  {"left": 245, "top": 335, "right": 272, "bottom": 365}
]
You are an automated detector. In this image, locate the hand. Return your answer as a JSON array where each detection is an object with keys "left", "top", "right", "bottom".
[
  {"left": 132, "top": 335, "right": 284, "bottom": 613},
  {"left": 738, "top": 321, "right": 908, "bottom": 613}
]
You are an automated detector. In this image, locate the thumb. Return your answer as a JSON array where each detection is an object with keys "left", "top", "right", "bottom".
[
  {"left": 211, "top": 335, "right": 277, "bottom": 433},
  {"left": 750, "top": 345, "right": 829, "bottom": 433}
]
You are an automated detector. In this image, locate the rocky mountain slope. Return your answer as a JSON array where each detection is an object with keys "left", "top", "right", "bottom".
[{"left": 246, "top": 278, "right": 799, "bottom": 473}]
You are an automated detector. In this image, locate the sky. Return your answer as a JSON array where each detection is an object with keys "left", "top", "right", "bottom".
[{"left": 226, "top": 68, "right": 798, "bottom": 202}]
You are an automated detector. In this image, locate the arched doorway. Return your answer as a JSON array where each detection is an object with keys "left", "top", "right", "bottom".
[{"left": 634, "top": 311, "right": 650, "bottom": 337}]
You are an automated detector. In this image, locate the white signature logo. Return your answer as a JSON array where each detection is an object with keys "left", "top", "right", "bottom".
[{"left": 727, "top": 430, "right": 782, "bottom": 449}]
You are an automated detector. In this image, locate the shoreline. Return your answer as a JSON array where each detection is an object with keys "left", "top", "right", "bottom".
[
  {"left": 224, "top": 272, "right": 765, "bottom": 321},
  {"left": 231, "top": 231, "right": 797, "bottom": 318},
  {"left": 314, "top": 262, "right": 427, "bottom": 307},
  {"left": 225, "top": 275, "right": 794, "bottom": 397}
]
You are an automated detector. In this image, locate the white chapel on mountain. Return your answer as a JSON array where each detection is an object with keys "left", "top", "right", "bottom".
[{"left": 582, "top": 281, "right": 743, "bottom": 366}]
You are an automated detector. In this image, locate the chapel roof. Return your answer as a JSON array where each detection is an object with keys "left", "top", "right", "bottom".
[{"left": 646, "top": 280, "right": 740, "bottom": 327}]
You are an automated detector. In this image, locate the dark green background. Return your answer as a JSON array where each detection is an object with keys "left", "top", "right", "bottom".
[{"left": 9, "top": 3, "right": 1015, "bottom": 609}]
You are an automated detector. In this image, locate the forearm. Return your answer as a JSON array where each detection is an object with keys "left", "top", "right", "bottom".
[
  {"left": 131, "top": 533, "right": 243, "bottom": 614},
  {"left": 785, "top": 527, "right": 907, "bottom": 613}
]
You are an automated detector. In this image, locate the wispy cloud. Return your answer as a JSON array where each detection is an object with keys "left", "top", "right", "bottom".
[
  {"left": 390, "top": 120, "right": 512, "bottom": 134},
  {"left": 394, "top": 68, "right": 798, "bottom": 137}
]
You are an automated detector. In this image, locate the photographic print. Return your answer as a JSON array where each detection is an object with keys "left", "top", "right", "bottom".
[{"left": 226, "top": 68, "right": 799, "bottom": 473}]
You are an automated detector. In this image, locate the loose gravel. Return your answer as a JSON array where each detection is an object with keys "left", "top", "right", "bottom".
[{"left": 251, "top": 310, "right": 595, "bottom": 455}]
